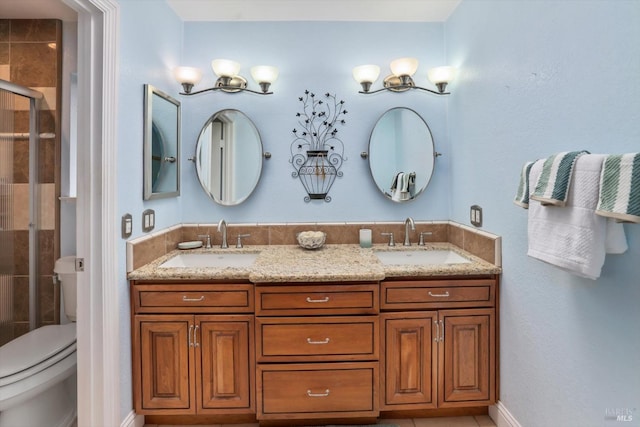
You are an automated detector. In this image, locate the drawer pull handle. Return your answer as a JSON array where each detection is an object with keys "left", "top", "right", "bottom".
[
  {"left": 182, "top": 295, "right": 205, "bottom": 302},
  {"left": 307, "top": 389, "right": 330, "bottom": 397},
  {"left": 307, "top": 337, "right": 330, "bottom": 345},
  {"left": 306, "top": 296, "right": 330, "bottom": 303},
  {"left": 428, "top": 291, "right": 450, "bottom": 298}
]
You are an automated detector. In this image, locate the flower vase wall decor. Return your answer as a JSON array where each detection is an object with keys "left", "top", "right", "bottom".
[{"left": 290, "top": 91, "right": 347, "bottom": 202}]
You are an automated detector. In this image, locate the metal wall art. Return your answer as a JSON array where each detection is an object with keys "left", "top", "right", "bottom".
[{"left": 290, "top": 91, "right": 347, "bottom": 202}]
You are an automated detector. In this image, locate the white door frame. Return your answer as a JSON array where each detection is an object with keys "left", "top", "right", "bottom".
[{"left": 62, "top": 0, "right": 120, "bottom": 425}]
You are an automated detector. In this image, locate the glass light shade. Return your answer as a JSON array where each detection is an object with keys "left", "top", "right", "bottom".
[
  {"left": 390, "top": 57, "right": 419, "bottom": 77},
  {"left": 211, "top": 59, "right": 241, "bottom": 77},
  {"left": 173, "top": 66, "right": 202, "bottom": 85},
  {"left": 352, "top": 65, "right": 380, "bottom": 83},
  {"left": 250, "top": 65, "right": 279, "bottom": 83},
  {"left": 427, "top": 66, "right": 457, "bottom": 84}
]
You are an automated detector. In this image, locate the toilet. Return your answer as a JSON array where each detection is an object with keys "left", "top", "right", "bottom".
[{"left": 0, "top": 256, "right": 78, "bottom": 427}]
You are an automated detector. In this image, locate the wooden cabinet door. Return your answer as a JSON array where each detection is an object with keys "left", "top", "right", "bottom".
[
  {"left": 196, "top": 315, "right": 254, "bottom": 413},
  {"left": 438, "top": 309, "right": 495, "bottom": 407},
  {"left": 381, "top": 312, "right": 438, "bottom": 409},
  {"left": 136, "top": 315, "right": 195, "bottom": 413}
]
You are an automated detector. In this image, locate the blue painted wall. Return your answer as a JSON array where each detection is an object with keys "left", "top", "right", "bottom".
[
  {"left": 179, "top": 22, "right": 451, "bottom": 222},
  {"left": 446, "top": 2, "right": 640, "bottom": 426},
  {"left": 117, "top": 0, "right": 183, "bottom": 419}
]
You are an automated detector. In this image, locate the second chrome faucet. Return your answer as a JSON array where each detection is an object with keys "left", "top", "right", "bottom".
[
  {"left": 403, "top": 217, "right": 415, "bottom": 246},
  {"left": 217, "top": 219, "right": 228, "bottom": 249}
]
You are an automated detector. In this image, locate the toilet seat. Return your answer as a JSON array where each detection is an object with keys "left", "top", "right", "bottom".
[{"left": 0, "top": 324, "right": 76, "bottom": 387}]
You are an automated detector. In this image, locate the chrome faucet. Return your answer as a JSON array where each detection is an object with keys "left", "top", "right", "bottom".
[
  {"left": 217, "top": 219, "right": 228, "bottom": 249},
  {"left": 403, "top": 217, "right": 415, "bottom": 246}
]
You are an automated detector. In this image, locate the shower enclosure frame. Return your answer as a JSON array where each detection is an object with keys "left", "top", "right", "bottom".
[{"left": 0, "top": 79, "right": 44, "bottom": 334}]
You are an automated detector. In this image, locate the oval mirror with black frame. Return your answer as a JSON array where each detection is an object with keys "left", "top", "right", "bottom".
[
  {"left": 143, "top": 84, "right": 180, "bottom": 200},
  {"left": 368, "top": 107, "right": 436, "bottom": 202},
  {"left": 195, "top": 109, "right": 264, "bottom": 206}
]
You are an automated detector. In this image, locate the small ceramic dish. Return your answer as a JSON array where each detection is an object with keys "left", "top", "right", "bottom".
[
  {"left": 296, "top": 231, "right": 326, "bottom": 250},
  {"left": 177, "top": 240, "right": 204, "bottom": 250}
]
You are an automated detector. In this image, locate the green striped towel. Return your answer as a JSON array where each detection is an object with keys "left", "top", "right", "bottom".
[
  {"left": 531, "top": 151, "right": 589, "bottom": 206},
  {"left": 514, "top": 161, "right": 535, "bottom": 208},
  {"left": 596, "top": 153, "right": 640, "bottom": 224}
]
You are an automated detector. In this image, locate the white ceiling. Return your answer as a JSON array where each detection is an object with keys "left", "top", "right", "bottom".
[
  {"left": 167, "top": 0, "right": 462, "bottom": 22},
  {"left": 0, "top": 0, "right": 460, "bottom": 23}
]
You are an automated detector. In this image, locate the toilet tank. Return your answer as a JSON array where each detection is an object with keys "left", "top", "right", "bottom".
[{"left": 54, "top": 256, "right": 77, "bottom": 321}]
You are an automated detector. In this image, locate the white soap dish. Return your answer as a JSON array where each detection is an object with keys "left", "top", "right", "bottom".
[{"left": 178, "top": 240, "right": 203, "bottom": 250}]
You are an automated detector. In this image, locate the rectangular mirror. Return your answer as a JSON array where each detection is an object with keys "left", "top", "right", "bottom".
[{"left": 143, "top": 84, "right": 181, "bottom": 200}]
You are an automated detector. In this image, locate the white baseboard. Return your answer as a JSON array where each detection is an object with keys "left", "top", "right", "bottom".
[
  {"left": 120, "top": 410, "right": 144, "bottom": 427},
  {"left": 490, "top": 401, "right": 522, "bottom": 427}
]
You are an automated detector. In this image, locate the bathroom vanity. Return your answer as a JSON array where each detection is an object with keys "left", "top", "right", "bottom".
[{"left": 128, "top": 225, "right": 500, "bottom": 425}]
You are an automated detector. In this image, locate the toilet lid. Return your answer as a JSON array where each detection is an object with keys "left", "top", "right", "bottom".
[{"left": 0, "top": 324, "right": 76, "bottom": 382}]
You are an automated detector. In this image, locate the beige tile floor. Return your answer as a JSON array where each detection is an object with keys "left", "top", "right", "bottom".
[{"left": 144, "top": 415, "right": 496, "bottom": 427}]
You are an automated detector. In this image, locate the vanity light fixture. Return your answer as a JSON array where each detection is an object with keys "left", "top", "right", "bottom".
[
  {"left": 174, "top": 59, "right": 278, "bottom": 95},
  {"left": 353, "top": 57, "right": 456, "bottom": 95}
]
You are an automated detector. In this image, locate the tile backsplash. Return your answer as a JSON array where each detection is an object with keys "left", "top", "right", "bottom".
[{"left": 127, "top": 221, "right": 501, "bottom": 273}]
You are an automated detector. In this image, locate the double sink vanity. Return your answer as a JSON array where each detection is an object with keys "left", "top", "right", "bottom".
[{"left": 127, "top": 221, "right": 501, "bottom": 425}]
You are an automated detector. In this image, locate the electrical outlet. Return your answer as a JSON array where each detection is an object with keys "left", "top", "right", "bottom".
[
  {"left": 121, "top": 213, "right": 132, "bottom": 238},
  {"left": 470, "top": 205, "right": 483, "bottom": 227},
  {"left": 142, "top": 209, "right": 155, "bottom": 232}
]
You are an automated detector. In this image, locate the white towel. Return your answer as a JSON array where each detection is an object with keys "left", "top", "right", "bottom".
[
  {"left": 527, "top": 155, "right": 627, "bottom": 280},
  {"left": 391, "top": 172, "right": 403, "bottom": 202}
]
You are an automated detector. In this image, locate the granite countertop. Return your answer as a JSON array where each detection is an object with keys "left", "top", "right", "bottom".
[{"left": 127, "top": 242, "right": 501, "bottom": 283}]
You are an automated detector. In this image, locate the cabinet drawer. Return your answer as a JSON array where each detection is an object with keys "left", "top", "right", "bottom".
[
  {"left": 382, "top": 279, "right": 495, "bottom": 309},
  {"left": 256, "top": 316, "right": 378, "bottom": 362},
  {"left": 255, "top": 283, "right": 378, "bottom": 315},
  {"left": 257, "top": 362, "right": 378, "bottom": 419},
  {"left": 133, "top": 284, "right": 254, "bottom": 313}
]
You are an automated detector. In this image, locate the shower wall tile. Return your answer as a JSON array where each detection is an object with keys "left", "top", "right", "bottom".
[
  {"left": 38, "top": 275, "right": 56, "bottom": 322},
  {"left": 12, "top": 139, "right": 28, "bottom": 183},
  {"left": 0, "top": 20, "right": 9, "bottom": 41},
  {"left": 12, "top": 183, "right": 29, "bottom": 230},
  {"left": 13, "top": 276, "right": 29, "bottom": 322},
  {"left": 13, "top": 231, "right": 29, "bottom": 275},
  {"left": 9, "top": 19, "right": 58, "bottom": 42},
  {"left": 38, "top": 230, "right": 55, "bottom": 275},
  {"left": 4, "top": 18, "right": 62, "bottom": 341},
  {"left": 10, "top": 43, "right": 58, "bottom": 88},
  {"left": 39, "top": 183, "right": 56, "bottom": 230},
  {"left": 39, "top": 139, "right": 56, "bottom": 183}
]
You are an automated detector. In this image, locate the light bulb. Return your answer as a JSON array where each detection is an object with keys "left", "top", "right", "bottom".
[
  {"left": 211, "top": 59, "right": 241, "bottom": 77},
  {"left": 390, "top": 57, "right": 419, "bottom": 77},
  {"left": 250, "top": 65, "right": 279, "bottom": 84},
  {"left": 427, "top": 66, "right": 457, "bottom": 84},
  {"left": 352, "top": 65, "right": 380, "bottom": 84},
  {"left": 173, "top": 66, "right": 202, "bottom": 85}
]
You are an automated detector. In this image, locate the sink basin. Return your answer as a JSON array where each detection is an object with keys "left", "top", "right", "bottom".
[
  {"left": 374, "top": 249, "right": 471, "bottom": 266},
  {"left": 159, "top": 252, "right": 259, "bottom": 268}
]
